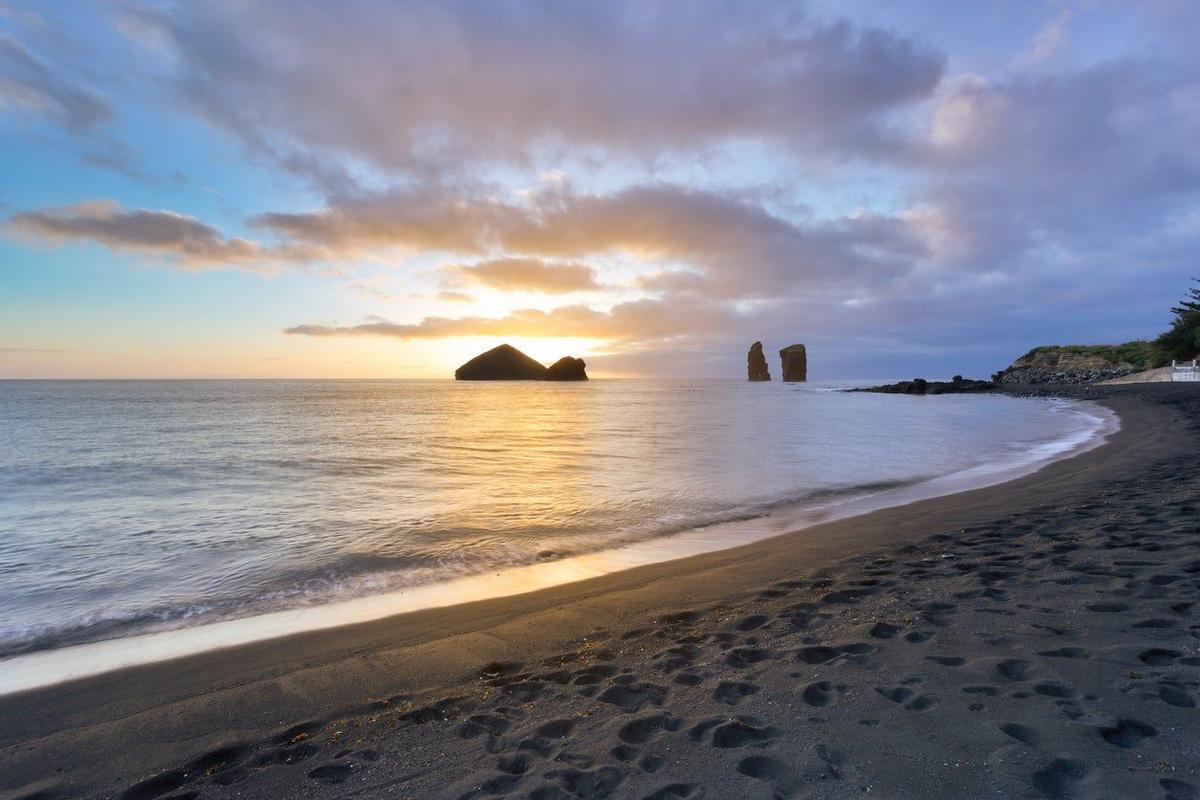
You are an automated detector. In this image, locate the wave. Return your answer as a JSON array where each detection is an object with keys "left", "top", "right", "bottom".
[
  {"left": 0, "top": 476, "right": 929, "bottom": 659},
  {"left": 0, "top": 397, "right": 1117, "bottom": 695}
]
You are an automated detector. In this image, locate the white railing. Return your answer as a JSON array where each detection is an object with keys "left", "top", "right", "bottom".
[{"left": 1173, "top": 359, "right": 1199, "bottom": 382}]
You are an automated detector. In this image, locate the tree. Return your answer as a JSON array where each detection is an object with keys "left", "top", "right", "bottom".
[{"left": 1156, "top": 278, "right": 1200, "bottom": 362}]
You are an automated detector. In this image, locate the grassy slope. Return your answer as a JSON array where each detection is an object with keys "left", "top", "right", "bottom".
[{"left": 1015, "top": 341, "right": 1167, "bottom": 370}]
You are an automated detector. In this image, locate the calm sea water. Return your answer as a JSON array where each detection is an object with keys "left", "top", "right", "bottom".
[{"left": 0, "top": 379, "right": 1105, "bottom": 658}]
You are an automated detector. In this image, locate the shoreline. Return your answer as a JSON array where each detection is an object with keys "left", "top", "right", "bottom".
[
  {"left": 1, "top": 383, "right": 1197, "bottom": 799},
  {"left": 0, "top": 396, "right": 1117, "bottom": 697}
]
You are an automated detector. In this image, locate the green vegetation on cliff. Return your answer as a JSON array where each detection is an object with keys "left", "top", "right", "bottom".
[{"left": 1013, "top": 341, "right": 1166, "bottom": 370}]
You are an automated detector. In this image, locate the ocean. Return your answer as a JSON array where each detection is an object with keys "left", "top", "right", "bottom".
[{"left": 0, "top": 379, "right": 1110, "bottom": 663}]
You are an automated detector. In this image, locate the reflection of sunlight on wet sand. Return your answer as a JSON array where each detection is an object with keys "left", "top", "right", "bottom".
[{"left": 0, "top": 402, "right": 1117, "bottom": 697}]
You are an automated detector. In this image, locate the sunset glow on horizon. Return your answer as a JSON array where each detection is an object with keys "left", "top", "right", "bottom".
[{"left": 2, "top": 1, "right": 1198, "bottom": 379}]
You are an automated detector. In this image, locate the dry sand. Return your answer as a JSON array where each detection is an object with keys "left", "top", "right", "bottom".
[
  {"left": 1101, "top": 368, "right": 1175, "bottom": 385},
  {"left": 1, "top": 383, "right": 1198, "bottom": 800}
]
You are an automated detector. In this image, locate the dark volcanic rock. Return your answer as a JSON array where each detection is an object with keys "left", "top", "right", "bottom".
[
  {"left": 993, "top": 365, "right": 1135, "bottom": 385},
  {"left": 779, "top": 344, "right": 807, "bottom": 382},
  {"left": 748, "top": 341, "right": 771, "bottom": 381},
  {"left": 852, "top": 376, "right": 995, "bottom": 395},
  {"left": 544, "top": 356, "right": 588, "bottom": 381},
  {"left": 455, "top": 344, "right": 549, "bottom": 380}
]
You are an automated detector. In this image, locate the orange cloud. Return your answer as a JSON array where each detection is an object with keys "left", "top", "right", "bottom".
[
  {"left": 449, "top": 257, "right": 601, "bottom": 294},
  {"left": 285, "top": 299, "right": 736, "bottom": 345}
]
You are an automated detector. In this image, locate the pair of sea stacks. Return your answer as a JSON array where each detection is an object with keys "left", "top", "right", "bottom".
[
  {"left": 748, "top": 341, "right": 807, "bottom": 381},
  {"left": 455, "top": 343, "right": 587, "bottom": 381}
]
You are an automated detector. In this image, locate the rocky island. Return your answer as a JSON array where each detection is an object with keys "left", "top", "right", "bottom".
[{"left": 454, "top": 344, "right": 588, "bottom": 381}]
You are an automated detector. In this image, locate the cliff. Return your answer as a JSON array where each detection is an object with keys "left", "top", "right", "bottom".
[{"left": 993, "top": 343, "right": 1161, "bottom": 385}]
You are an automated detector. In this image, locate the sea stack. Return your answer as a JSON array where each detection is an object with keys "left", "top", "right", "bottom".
[
  {"left": 454, "top": 344, "right": 548, "bottom": 380},
  {"left": 544, "top": 356, "right": 588, "bottom": 381},
  {"left": 779, "top": 344, "right": 807, "bottom": 382},
  {"left": 747, "top": 341, "right": 771, "bottom": 381}
]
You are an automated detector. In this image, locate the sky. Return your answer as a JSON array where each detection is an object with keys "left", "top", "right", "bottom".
[{"left": 1, "top": 0, "right": 1198, "bottom": 379}]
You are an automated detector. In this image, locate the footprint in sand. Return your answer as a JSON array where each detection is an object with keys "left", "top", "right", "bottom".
[
  {"left": 1037, "top": 647, "right": 1089, "bottom": 659},
  {"left": 1030, "top": 758, "right": 1089, "bottom": 800},
  {"left": 926, "top": 655, "right": 966, "bottom": 667},
  {"left": 618, "top": 712, "right": 682, "bottom": 745},
  {"left": 122, "top": 770, "right": 192, "bottom": 800},
  {"left": 1087, "top": 602, "right": 1130, "bottom": 613},
  {"left": 1099, "top": 719, "right": 1157, "bottom": 748},
  {"left": 1159, "top": 683, "right": 1196, "bottom": 708},
  {"left": 307, "top": 763, "right": 354, "bottom": 785},
  {"left": 802, "top": 681, "right": 834, "bottom": 707},
  {"left": 736, "top": 614, "right": 770, "bottom": 631},
  {"left": 689, "top": 716, "right": 779, "bottom": 748},
  {"left": 713, "top": 681, "right": 761, "bottom": 705},
  {"left": 738, "top": 755, "right": 801, "bottom": 798},
  {"left": 996, "top": 659, "right": 1032, "bottom": 681},
  {"left": 597, "top": 682, "right": 668, "bottom": 713},
  {"left": 999, "top": 722, "right": 1044, "bottom": 747},
  {"left": 875, "top": 686, "right": 937, "bottom": 710},
  {"left": 541, "top": 765, "right": 624, "bottom": 798},
  {"left": 642, "top": 783, "right": 703, "bottom": 800},
  {"left": 726, "top": 647, "right": 774, "bottom": 668},
  {"left": 1161, "top": 778, "right": 1200, "bottom": 800},
  {"left": 1139, "top": 648, "right": 1183, "bottom": 666},
  {"left": 869, "top": 622, "right": 901, "bottom": 639}
]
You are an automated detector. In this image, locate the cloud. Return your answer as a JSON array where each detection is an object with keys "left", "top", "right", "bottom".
[
  {"left": 1012, "top": 10, "right": 1073, "bottom": 70},
  {"left": 448, "top": 257, "right": 601, "bottom": 294},
  {"left": 0, "top": 31, "right": 110, "bottom": 130},
  {"left": 8, "top": 200, "right": 319, "bottom": 269},
  {"left": 285, "top": 298, "right": 737, "bottom": 344},
  {"left": 7, "top": 1, "right": 1200, "bottom": 378},
  {"left": 258, "top": 181, "right": 928, "bottom": 298},
  {"left": 915, "top": 57, "right": 1200, "bottom": 269},
  {"left": 127, "top": 0, "right": 944, "bottom": 181}
]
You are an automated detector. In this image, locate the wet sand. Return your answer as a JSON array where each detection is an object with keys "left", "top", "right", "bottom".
[{"left": 1, "top": 383, "right": 1197, "bottom": 800}]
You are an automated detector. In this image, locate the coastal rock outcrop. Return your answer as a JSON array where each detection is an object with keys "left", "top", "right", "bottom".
[
  {"left": 454, "top": 344, "right": 588, "bottom": 380},
  {"left": 992, "top": 345, "right": 1149, "bottom": 385},
  {"left": 544, "top": 356, "right": 588, "bottom": 381},
  {"left": 852, "top": 376, "right": 995, "bottom": 395},
  {"left": 747, "top": 341, "right": 771, "bottom": 381},
  {"left": 779, "top": 344, "right": 807, "bottom": 382}
]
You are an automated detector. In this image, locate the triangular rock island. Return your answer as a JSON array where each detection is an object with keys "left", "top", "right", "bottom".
[{"left": 454, "top": 344, "right": 588, "bottom": 381}]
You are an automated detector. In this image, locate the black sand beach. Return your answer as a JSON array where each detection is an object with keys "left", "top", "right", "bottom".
[{"left": 2, "top": 383, "right": 1198, "bottom": 800}]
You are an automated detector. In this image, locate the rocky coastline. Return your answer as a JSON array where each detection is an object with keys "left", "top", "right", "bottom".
[{"left": 850, "top": 375, "right": 996, "bottom": 394}]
